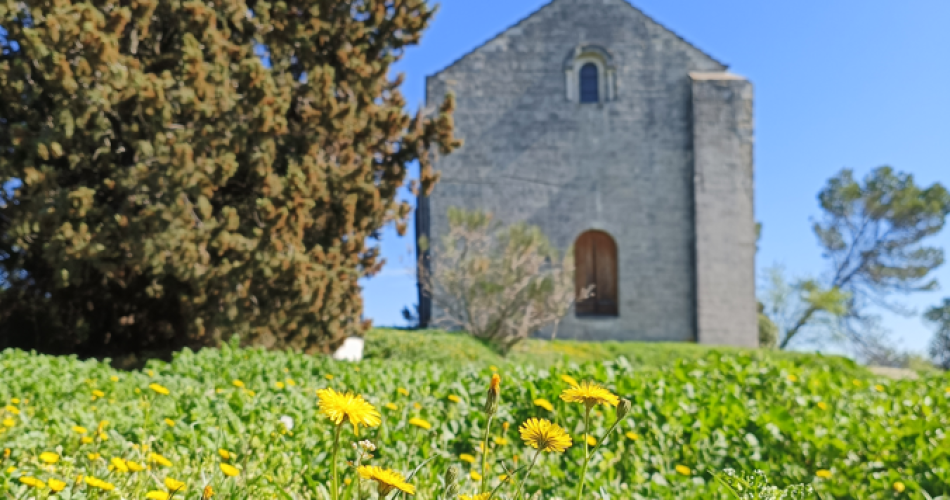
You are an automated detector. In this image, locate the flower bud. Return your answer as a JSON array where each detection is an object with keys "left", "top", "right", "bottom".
[
  {"left": 484, "top": 373, "right": 501, "bottom": 416},
  {"left": 616, "top": 398, "right": 632, "bottom": 420},
  {"left": 444, "top": 466, "right": 460, "bottom": 497}
]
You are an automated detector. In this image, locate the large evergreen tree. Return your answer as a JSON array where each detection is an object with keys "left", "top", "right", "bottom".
[{"left": 0, "top": 0, "right": 458, "bottom": 356}]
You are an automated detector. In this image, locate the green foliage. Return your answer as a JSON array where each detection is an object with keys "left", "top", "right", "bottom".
[
  {"left": 421, "top": 209, "right": 576, "bottom": 355},
  {"left": 769, "top": 167, "right": 950, "bottom": 351},
  {"left": 758, "top": 302, "right": 779, "bottom": 349},
  {"left": 0, "top": 0, "right": 459, "bottom": 356},
  {"left": 758, "top": 267, "right": 849, "bottom": 349},
  {"left": 717, "top": 470, "right": 813, "bottom": 499},
  {"left": 0, "top": 343, "right": 943, "bottom": 498},
  {"left": 926, "top": 298, "right": 950, "bottom": 370}
]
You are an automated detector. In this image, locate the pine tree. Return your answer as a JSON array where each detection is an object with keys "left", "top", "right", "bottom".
[{"left": 0, "top": 0, "right": 459, "bottom": 357}]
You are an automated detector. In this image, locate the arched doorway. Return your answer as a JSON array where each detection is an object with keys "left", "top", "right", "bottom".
[{"left": 574, "top": 230, "right": 618, "bottom": 317}]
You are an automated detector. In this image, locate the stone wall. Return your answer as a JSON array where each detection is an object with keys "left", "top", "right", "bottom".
[
  {"left": 418, "top": 0, "right": 755, "bottom": 345},
  {"left": 690, "top": 73, "right": 758, "bottom": 347}
]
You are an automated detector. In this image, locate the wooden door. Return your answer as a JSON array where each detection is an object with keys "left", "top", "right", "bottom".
[{"left": 574, "top": 231, "right": 618, "bottom": 316}]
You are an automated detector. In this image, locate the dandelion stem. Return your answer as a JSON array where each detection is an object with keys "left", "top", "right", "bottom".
[
  {"left": 330, "top": 423, "right": 343, "bottom": 500},
  {"left": 575, "top": 406, "right": 592, "bottom": 500},
  {"left": 513, "top": 448, "right": 542, "bottom": 500},
  {"left": 480, "top": 413, "right": 494, "bottom": 494}
]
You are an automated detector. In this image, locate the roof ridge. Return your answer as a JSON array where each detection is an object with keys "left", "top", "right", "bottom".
[
  {"left": 618, "top": 0, "right": 728, "bottom": 69},
  {"left": 427, "top": 0, "right": 563, "bottom": 81},
  {"left": 427, "top": 0, "right": 727, "bottom": 83}
]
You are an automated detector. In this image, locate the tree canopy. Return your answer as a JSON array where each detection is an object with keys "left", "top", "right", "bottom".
[
  {"left": 0, "top": 0, "right": 459, "bottom": 357},
  {"left": 766, "top": 167, "right": 950, "bottom": 353}
]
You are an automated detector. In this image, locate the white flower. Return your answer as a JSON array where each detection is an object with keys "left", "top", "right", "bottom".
[
  {"left": 358, "top": 440, "right": 376, "bottom": 452},
  {"left": 279, "top": 415, "right": 294, "bottom": 431}
]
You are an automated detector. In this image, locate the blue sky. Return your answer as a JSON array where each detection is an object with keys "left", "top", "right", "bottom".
[{"left": 361, "top": 0, "right": 950, "bottom": 354}]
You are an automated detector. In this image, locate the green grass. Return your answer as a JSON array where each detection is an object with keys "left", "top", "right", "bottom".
[
  {"left": 1, "top": 334, "right": 945, "bottom": 499},
  {"left": 364, "top": 328, "right": 867, "bottom": 376}
]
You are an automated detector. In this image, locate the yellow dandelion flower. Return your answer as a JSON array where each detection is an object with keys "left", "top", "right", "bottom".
[
  {"left": 202, "top": 485, "right": 215, "bottom": 499},
  {"left": 493, "top": 437, "right": 508, "bottom": 446},
  {"left": 397, "top": 387, "right": 409, "bottom": 397},
  {"left": 85, "top": 476, "right": 115, "bottom": 490},
  {"left": 5, "top": 466, "right": 15, "bottom": 474},
  {"left": 73, "top": 426, "right": 88, "bottom": 434},
  {"left": 460, "top": 494, "right": 492, "bottom": 500},
  {"left": 676, "top": 465, "right": 691, "bottom": 476},
  {"left": 499, "top": 474, "right": 508, "bottom": 482},
  {"left": 317, "top": 388, "right": 382, "bottom": 435},
  {"left": 358, "top": 465, "right": 415, "bottom": 496},
  {"left": 875, "top": 384, "right": 885, "bottom": 392},
  {"left": 110, "top": 376, "right": 119, "bottom": 382},
  {"left": 625, "top": 432, "right": 639, "bottom": 441},
  {"left": 413, "top": 402, "right": 422, "bottom": 410},
  {"left": 218, "top": 449, "right": 231, "bottom": 460},
  {"left": 92, "top": 390, "right": 105, "bottom": 398},
  {"left": 275, "top": 381, "right": 285, "bottom": 389},
  {"left": 561, "top": 374, "right": 580, "bottom": 387},
  {"left": 165, "top": 477, "right": 186, "bottom": 491},
  {"left": 232, "top": 380, "right": 245, "bottom": 388},
  {"left": 2, "top": 448, "right": 8, "bottom": 458},
  {"left": 98, "top": 432, "right": 109, "bottom": 441},
  {"left": 852, "top": 379, "right": 862, "bottom": 387},
  {"left": 88, "top": 453, "right": 101, "bottom": 460},
  {"left": 48, "top": 478, "right": 66, "bottom": 492},
  {"left": 20, "top": 476, "right": 46, "bottom": 488},
  {"left": 220, "top": 463, "right": 240, "bottom": 477},
  {"left": 2, "top": 419, "right": 14, "bottom": 428},
  {"left": 384, "top": 403, "right": 398, "bottom": 411},
  {"left": 325, "top": 374, "right": 334, "bottom": 380},
  {"left": 816, "top": 469, "right": 832, "bottom": 479},
  {"left": 408, "top": 417, "right": 432, "bottom": 430},
  {"left": 110, "top": 457, "right": 129, "bottom": 472},
  {"left": 585, "top": 435, "right": 597, "bottom": 446},
  {"left": 9, "top": 399, "right": 19, "bottom": 404},
  {"left": 148, "top": 453, "right": 173, "bottom": 467},
  {"left": 448, "top": 395, "right": 462, "bottom": 403},
  {"left": 519, "top": 418, "right": 572, "bottom": 453},
  {"left": 147, "top": 369, "right": 155, "bottom": 377},
  {"left": 560, "top": 381, "right": 619, "bottom": 408},
  {"left": 787, "top": 374, "right": 798, "bottom": 382},
  {"left": 146, "top": 492, "right": 170, "bottom": 500},
  {"left": 286, "top": 378, "right": 296, "bottom": 386},
  {"left": 164, "top": 418, "right": 176, "bottom": 427},
  {"left": 470, "top": 470, "right": 482, "bottom": 481},
  {"left": 40, "top": 452, "right": 59, "bottom": 464},
  {"left": 81, "top": 437, "right": 94, "bottom": 445},
  {"left": 817, "top": 401, "right": 828, "bottom": 411},
  {"left": 4, "top": 405, "right": 19, "bottom": 415},
  {"left": 490, "top": 365, "right": 499, "bottom": 372},
  {"left": 503, "top": 422, "right": 510, "bottom": 432},
  {"left": 533, "top": 399, "right": 554, "bottom": 411},
  {"left": 149, "top": 383, "right": 170, "bottom": 395},
  {"left": 128, "top": 461, "right": 145, "bottom": 472},
  {"left": 459, "top": 453, "right": 476, "bottom": 463}
]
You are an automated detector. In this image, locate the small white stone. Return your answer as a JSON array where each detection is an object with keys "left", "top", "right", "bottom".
[{"left": 332, "top": 337, "right": 364, "bottom": 362}]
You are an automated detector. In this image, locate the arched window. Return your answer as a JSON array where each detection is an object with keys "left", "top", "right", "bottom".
[
  {"left": 574, "top": 231, "right": 618, "bottom": 316},
  {"left": 579, "top": 63, "right": 599, "bottom": 103}
]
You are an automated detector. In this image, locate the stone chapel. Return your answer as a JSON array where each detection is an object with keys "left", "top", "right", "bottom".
[{"left": 415, "top": 0, "right": 758, "bottom": 347}]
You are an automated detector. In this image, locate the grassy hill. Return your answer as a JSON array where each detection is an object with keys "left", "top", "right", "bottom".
[{"left": 364, "top": 328, "right": 867, "bottom": 376}]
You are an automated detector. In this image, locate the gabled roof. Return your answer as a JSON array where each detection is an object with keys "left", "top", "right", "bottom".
[{"left": 429, "top": 0, "right": 728, "bottom": 80}]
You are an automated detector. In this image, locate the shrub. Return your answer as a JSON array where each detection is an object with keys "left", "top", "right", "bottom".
[
  {"left": 0, "top": 0, "right": 459, "bottom": 357},
  {"left": 419, "top": 208, "right": 584, "bottom": 355}
]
